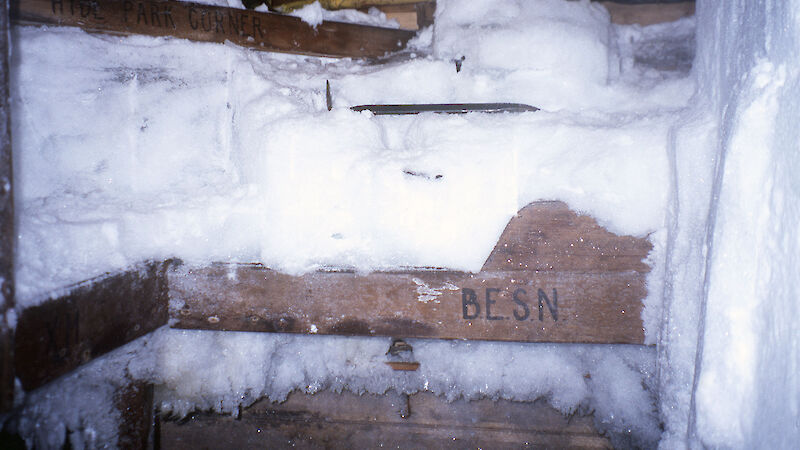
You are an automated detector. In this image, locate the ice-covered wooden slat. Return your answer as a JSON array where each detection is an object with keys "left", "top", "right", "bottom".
[
  {"left": 10, "top": 0, "right": 416, "bottom": 59},
  {"left": 14, "top": 261, "right": 170, "bottom": 391},
  {"left": 159, "top": 390, "right": 612, "bottom": 448},
  {"left": 0, "top": 0, "right": 15, "bottom": 412},
  {"left": 169, "top": 201, "right": 652, "bottom": 344}
]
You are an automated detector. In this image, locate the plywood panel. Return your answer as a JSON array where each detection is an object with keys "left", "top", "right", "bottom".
[
  {"left": 10, "top": 0, "right": 416, "bottom": 59},
  {"left": 170, "top": 201, "right": 651, "bottom": 344}
]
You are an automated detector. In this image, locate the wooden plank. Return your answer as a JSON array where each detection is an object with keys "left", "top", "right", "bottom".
[
  {"left": 0, "top": 0, "right": 15, "bottom": 413},
  {"left": 170, "top": 201, "right": 651, "bottom": 344},
  {"left": 160, "top": 390, "right": 612, "bottom": 448},
  {"left": 374, "top": 4, "right": 419, "bottom": 30},
  {"left": 14, "top": 261, "right": 170, "bottom": 391},
  {"left": 10, "top": 0, "right": 416, "bottom": 59},
  {"left": 598, "top": 1, "right": 695, "bottom": 25}
]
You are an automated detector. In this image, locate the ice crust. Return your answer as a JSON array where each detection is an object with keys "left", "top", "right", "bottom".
[{"left": 1, "top": 0, "right": 735, "bottom": 448}]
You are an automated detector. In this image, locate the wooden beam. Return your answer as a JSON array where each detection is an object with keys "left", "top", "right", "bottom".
[
  {"left": 170, "top": 201, "right": 652, "bottom": 344},
  {"left": 0, "top": 0, "right": 15, "bottom": 413},
  {"left": 10, "top": 0, "right": 416, "bottom": 59},
  {"left": 160, "top": 390, "right": 612, "bottom": 448},
  {"left": 14, "top": 261, "right": 170, "bottom": 391},
  {"left": 598, "top": 1, "right": 695, "bottom": 25}
]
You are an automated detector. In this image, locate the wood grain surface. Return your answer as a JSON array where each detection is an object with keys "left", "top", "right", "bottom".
[
  {"left": 14, "top": 261, "right": 170, "bottom": 391},
  {"left": 10, "top": 0, "right": 416, "bottom": 58}
]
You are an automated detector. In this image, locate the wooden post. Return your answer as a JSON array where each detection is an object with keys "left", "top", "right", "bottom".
[
  {"left": 115, "top": 382, "right": 155, "bottom": 449},
  {"left": 10, "top": 0, "right": 416, "bottom": 59},
  {"left": 0, "top": 0, "right": 16, "bottom": 413}
]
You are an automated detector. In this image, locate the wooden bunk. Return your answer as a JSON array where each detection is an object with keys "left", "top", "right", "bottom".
[{"left": 1, "top": 0, "right": 692, "bottom": 446}]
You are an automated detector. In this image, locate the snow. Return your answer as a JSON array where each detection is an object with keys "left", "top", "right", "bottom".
[
  {"left": 6, "top": 0, "right": 691, "bottom": 446},
  {"left": 684, "top": 1, "right": 800, "bottom": 447},
  {"left": 10, "top": 0, "right": 799, "bottom": 447},
  {"left": 11, "top": 1, "right": 687, "bottom": 303},
  {"left": 284, "top": 1, "right": 401, "bottom": 28}
]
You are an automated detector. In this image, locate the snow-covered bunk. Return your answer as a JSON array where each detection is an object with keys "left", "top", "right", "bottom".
[{"left": 3, "top": 0, "right": 691, "bottom": 447}]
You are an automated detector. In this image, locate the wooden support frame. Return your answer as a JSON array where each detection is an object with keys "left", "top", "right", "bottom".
[
  {"left": 11, "top": 201, "right": 652, "bottom": 394},
  {"left": 170, "top": 201, "right": 652, "bottom": 344},
  {"left": 10, "top": 0, "right": 417, "bottom": 59}
]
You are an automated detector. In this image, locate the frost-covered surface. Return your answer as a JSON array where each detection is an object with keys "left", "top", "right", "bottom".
[
  {"left": 680, "top": 1, "right": 800, "bottom": 448},
  {"left": 4, "top": 0, "right": 716, "bottom": 448},
  {"left": 11, "top": 0, "right": 688, "bottom": 305},
  {"left": 5, "top": 332, "right": 162, "bottom": 449},
  {"left": 156, "top": 331, "right": 661, "bottom": 447}
]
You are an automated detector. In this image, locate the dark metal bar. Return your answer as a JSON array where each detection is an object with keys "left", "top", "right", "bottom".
[{"left": 350, "top": 103, "right": 539, "bottom": 115}]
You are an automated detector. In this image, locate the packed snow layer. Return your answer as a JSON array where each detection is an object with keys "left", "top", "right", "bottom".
[
  {"left": 8, "top": 0, "right": 700, "bottom": 447},
  {"left": 434, "top": 0, "right": 616, "bottom": 84},
  {"left": 11, "top": 2, "right": 689, "bottom": 304}
]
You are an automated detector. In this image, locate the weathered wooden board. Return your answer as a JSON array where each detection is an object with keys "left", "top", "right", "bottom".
[
  {"left": 160, "top": 390, "right": 612, "bottom": 448},
  {"left": 598, "top": 1, "right": 695, "bottom": 25},
  {"left": 170, "top": 201, "right": 652, "bottom": 344},
  {"left": 365, "top": 2, "right": 435, "bottom": 31},
  {"left": 10, "top": 0, "right": 416, "bottom": 59},
  {"left": 0, "top": 0, "right": 15, "bottom": 413},
  {"left": 14, "top": 261, "right": 170, "bottom": 391}
]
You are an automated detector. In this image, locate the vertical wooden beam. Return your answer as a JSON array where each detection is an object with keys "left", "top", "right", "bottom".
[
  {"left": 0, "top": 0, "right": 16, "bottom": 413},
  {"left": 115, "top": 382, "right": 155, "bottom": 449}
]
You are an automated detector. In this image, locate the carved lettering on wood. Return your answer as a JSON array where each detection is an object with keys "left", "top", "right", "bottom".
[{"left": 11, "top": 0, "right": 415, "bottom": 58}]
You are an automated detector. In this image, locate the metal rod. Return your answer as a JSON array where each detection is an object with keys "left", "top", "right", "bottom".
[{"left": 350, "top": 103, "right": 539, "bottom": 115}]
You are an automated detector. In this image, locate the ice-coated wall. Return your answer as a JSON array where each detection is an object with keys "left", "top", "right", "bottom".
[{"left": 662, "top": 0, "right": 800, "bottom": 447}]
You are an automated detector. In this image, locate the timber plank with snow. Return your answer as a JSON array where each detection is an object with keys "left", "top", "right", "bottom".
[
  {"left": 15, "top": 200, "right": 650, "bottom": 393},
  {"left": 170, "top": 201, "right": 651, "bottom": 344},
  {"left": 160, "top": 390, "right": 613, "bottom": 448},
  {"left": 11, "top": 0, "right": 415, "bottom": 58}
]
